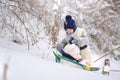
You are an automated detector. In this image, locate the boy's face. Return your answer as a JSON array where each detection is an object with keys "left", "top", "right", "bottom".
[{"left": 66, "top": 28, "right": 74, "bottom": 35}]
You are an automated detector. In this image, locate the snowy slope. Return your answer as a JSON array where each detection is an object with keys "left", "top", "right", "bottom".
[
  {"left": 0, "top": 39, "right": 120, "bottom": 80},
  {"left": 0, "top": 0, "right": 120, "bottom": 80}
]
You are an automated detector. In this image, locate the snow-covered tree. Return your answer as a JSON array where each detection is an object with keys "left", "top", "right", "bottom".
[{"left": 0, "top": 0, "right": 120, "bottom": 60}]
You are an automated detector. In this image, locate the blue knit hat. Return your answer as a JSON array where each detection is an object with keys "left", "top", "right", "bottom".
[
  {"left": 64, "top": 15, "right": 77, "bottom": 32},
  {"left": 65, "top": 19, "right": 77, "bottom": 32}
]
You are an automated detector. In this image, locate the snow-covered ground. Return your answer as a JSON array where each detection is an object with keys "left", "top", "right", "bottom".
[
  {"left": 0, "top": 38, "right": 120, "bottom": 80},
  {"left": 0, "top": 0, "right": 120, "bottom": 80}
]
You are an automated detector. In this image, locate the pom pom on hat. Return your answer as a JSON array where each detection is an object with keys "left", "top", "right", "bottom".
[{"left": 65, "top": 15, "right": 72, "bottom": 21}]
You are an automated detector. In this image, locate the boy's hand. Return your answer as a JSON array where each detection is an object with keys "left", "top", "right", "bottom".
[{"left": 71, "top": 39, "right": 78, "bottom": 45}]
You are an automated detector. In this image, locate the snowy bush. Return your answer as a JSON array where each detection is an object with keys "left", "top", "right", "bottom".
[{"left": 0, "top": 0, "right": 120, "bottom": 60}]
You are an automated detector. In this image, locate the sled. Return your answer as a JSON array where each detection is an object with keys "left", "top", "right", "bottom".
[{"left": 53, "top": 51, "right": 99, "bottom": 71}]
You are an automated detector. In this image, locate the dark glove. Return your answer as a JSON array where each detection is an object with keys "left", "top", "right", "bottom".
[
  {"left": 69, "top": 37, "right": 74, "bottom": 44},
  {"left": 69, "top": 37, "right": 78, "bottom": 45},
  {"left": 71, "top": 39, "right": 78, "bottom": 45}
]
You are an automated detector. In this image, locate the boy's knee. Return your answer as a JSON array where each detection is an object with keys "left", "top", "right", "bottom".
[{"left": 56, "top": 43, "right": 64, "bottom": 53}]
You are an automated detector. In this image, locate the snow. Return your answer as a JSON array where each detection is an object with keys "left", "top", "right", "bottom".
[
  {"left": 0, "top": 0, "right": 120, "bottom": 80},
  {"left": 0, "top": 38, "right": 120, "bottom": 80}
]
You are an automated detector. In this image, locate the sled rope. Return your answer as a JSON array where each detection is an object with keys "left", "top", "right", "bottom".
[
  {"left": 110, "top": 70, "right": 120, "bottom": 72},
  {"left": 94, "top": 45, "right": 120, "bottom": 63}
]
